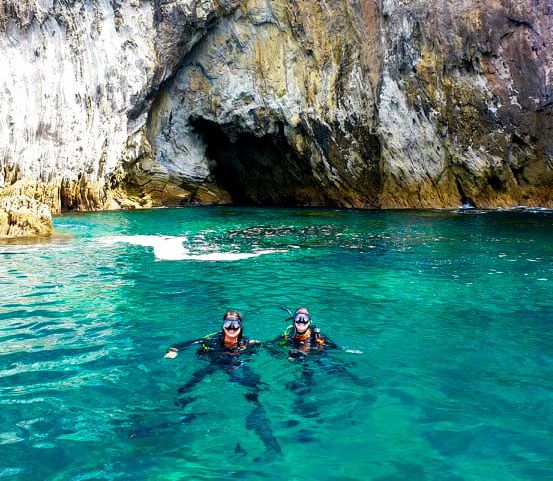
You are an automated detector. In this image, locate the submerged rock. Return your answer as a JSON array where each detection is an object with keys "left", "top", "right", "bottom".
[{"left": 0, "top": 0, "right": 551, "bottom": 233}]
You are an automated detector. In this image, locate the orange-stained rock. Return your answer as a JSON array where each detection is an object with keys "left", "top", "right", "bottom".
[
  {"left": 1, "top": 0, "right": 552, "bottom": 216},
  {"left": 0, "top": 195, "right": 53, "bottom": 239}
]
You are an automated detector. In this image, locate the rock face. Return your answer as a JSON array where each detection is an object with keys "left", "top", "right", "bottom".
[
  {"left": 0, "top": 191, "right": 53, "bottom": 238},
  {"left": 1, "top": 0, "right": 552, "bottom": 227},
  {"left": 377, "top": 0, "right": 553, "bottom": 208},
  {"left": 0, "top": 0, "right": 240, "bottom": 213}
]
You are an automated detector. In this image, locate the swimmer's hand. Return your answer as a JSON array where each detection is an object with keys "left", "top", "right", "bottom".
[
  {"left": 344, "top": 349, "right": 363, "bottom": 354},
  {"left": 164, "top": 348, "right": 178, "bottom": 359},
  {"left": 248, "top": 340, "right": 261, "bottom": 347}
]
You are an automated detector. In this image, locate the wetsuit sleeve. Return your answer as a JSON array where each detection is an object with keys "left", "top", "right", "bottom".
[
  {"left": 317, "top": 333, "right": 338, "bottom": 350},
  {"left": 167, "top": 338, "right": 203, "bottom": 352}
]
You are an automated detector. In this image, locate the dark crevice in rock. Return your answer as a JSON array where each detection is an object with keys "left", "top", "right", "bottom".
[
  {"left": 455, "top": 178, "right": 475, "bottom": 207},
  {"left": 488, "top": 173, "right": 506, "bottom": 192},
  {"left": 190, "top": 117, "right": 325, "bottom": 206},
  {"left": 511, "top": 132, "right": 528, "bottom": 147},
  {"left": 507, "top": 16, "right": 535, "bottom": 32}
]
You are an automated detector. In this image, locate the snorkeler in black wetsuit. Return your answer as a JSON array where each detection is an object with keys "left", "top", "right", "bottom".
[
  {"left": 165, "top": 310, "right": 281, "bottom": 458},
  {"left": 268, "top": 308, "right": 363, "bottom": 418},
  {"left": 269, "top": 307, "right": 338, "bottom": 359}
]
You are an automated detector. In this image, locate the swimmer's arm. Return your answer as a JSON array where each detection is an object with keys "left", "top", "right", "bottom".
[
  {"left": 313, "top": 329, "right": 338, "bottom": 349},
  {"left": 324, "top": 337, "right": 362, "bottom": 354},
  {"left": 164, "top": 339, "right": 203, "bottom": 358},
  {"left": 327, "top": 338, "right": 363, "bottom": 354}
]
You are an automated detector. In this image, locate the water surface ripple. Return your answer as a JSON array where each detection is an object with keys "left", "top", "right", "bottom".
[{"left": 0, "top": 207, "right": 551, "bottom": 480}]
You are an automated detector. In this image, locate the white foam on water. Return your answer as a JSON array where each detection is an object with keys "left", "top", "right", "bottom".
[
  {"left": 101, "top": 235, "right": 189, "bottom": 260},
  {"left": 100, "top": 235, "right": 284, "bottom": 262}
]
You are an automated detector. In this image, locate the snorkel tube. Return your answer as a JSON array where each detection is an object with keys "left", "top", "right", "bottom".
[
  {"left": 280, "top": 307, "right": 295, "bottom": 339},
  {"left": 280, "top": 307, "right": 294, "bottom": 321}
]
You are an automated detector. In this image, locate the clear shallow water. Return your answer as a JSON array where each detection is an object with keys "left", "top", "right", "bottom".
[{"left": 0, "top": 207, "right": 552, "bottom": 481}]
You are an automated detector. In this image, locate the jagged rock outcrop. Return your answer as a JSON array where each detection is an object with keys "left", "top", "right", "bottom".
[
  {"left": 377, "top": 0, "right": 553, "bottom": 208},
  {"left": 0, "top": 190, "right": 53, "bottom": 238},
  {"left": 146, "top": 0, "right": 383, "bottom": 207},
  {"left": 1, "top": 0, "right": 552, "bottom": 235}
]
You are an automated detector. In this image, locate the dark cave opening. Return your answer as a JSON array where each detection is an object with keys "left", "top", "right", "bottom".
[
  {"left": 455, "top": 178, "right": 475, "bottom": 207},
  {"left": 488, "top": 174, "right": 506, "bottom": 192},
  {"left": 190, "top": 117, "right": 324, "bottom": 206}
]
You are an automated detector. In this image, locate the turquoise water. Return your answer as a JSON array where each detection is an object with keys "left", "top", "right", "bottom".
[{"left": 1, "top": 207, "right": 552, "bottom": 480}]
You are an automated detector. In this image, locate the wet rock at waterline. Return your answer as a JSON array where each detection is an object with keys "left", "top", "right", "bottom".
[
  {"left": 0, "top": 194, "right": 53, "bottom": 239},
  {"left": 1, "top": 0, "right": 552, "bottom": 236}
]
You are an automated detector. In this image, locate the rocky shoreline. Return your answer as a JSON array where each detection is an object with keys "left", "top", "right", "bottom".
[
  {"left": 1, "top": 0, "right": 552, "bottom": 238},
  {"left": 0, "top": 192, "right": 52, "bottom": 239}
]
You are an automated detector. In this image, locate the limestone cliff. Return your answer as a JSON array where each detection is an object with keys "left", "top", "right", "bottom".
[
  {"left": 0, "top": 0, "right": 240, "bottom": 219},
  {"left": 1, "top": 0, "right": 552, "bottom": 236}
]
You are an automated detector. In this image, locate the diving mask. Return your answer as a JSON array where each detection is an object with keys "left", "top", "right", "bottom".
[
  {"left": 223, "top": 318, "right": 242, "bottom": 331},
  {"left": 293, "top": 313, "right": 311, "bottom": 325}
]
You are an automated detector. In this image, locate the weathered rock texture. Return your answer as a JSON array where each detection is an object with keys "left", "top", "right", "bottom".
[
  {"left": 1, "top": 0, "right": 552, "bottom": 233},
  {"left": 0, "top": 189, "right": 53, "bottom": 238},
  {"left": 377, "top": 0, "right": 553, "bottom": 208},
  {"left": 0, "top": 0, "right": 240, "bottom": 219}
]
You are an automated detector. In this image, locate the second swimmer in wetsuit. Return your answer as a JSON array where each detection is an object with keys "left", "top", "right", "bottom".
[
  {"left": 268, "top": 307, "right": 363, "bottom": 419},
  {"left": 165, "top": 310, "right": 281, "bottom": 458},
  {"left": 278, "top": 307, "right": 337, "bottom": 360}
]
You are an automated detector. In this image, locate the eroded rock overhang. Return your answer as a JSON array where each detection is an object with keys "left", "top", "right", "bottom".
[
  {"left": 129, "top": 0, "right": 553, "bottom": 209},
  {"left": 1, "top": 0, "right": 552, "bottom": 237}
]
